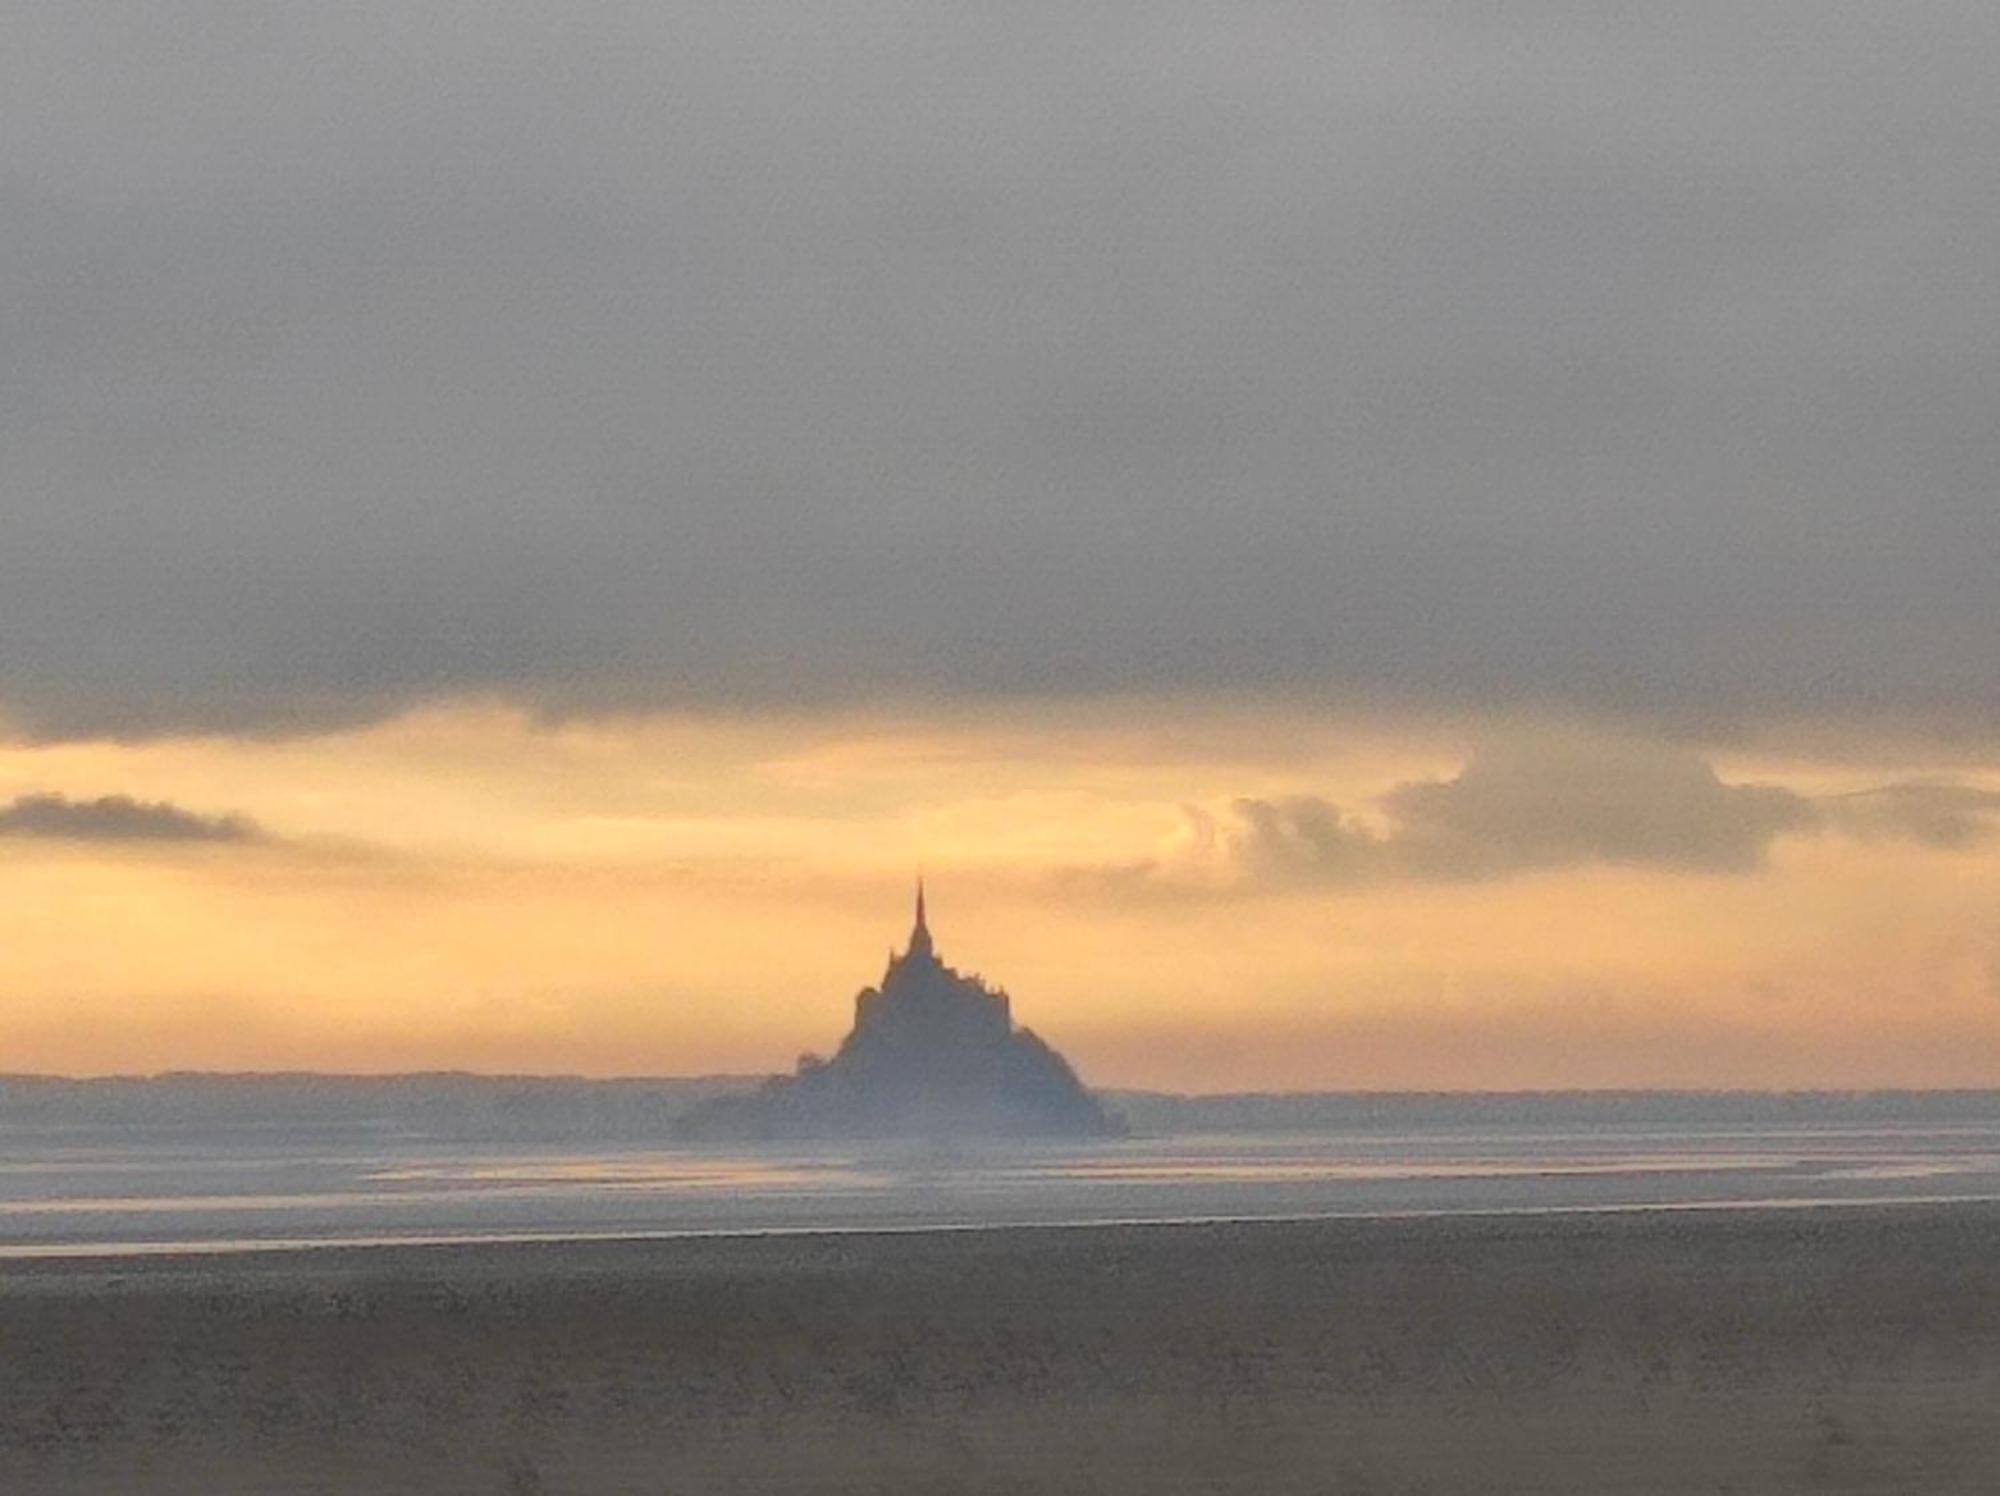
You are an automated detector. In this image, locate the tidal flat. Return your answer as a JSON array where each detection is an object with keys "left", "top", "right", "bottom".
[{"left": 3, "top": 1203, "right": 1996, "bottom": 1493}]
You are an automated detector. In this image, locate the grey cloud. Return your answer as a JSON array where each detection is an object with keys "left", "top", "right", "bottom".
[
  {"left": 1218, "top": 735, "right": 1814, "bottom": 887},
  {"left": 1177, "top": 736, "right": 1998, "bottom": 890},
  {"left": 0, "top": 793, "right": 262, "bottom": 844},
  {"left": 1224, "top": 797, "right": 1382, "bottom": 886},
  {"left": 1819, "top": 782, "right": 2000, "bottom": 849},
  {"left": 1379, "top": 736, "right": 1817, "bottom": 878},
  {"left": 4, "top": 5, "right": 1999, "bottom": 737}
]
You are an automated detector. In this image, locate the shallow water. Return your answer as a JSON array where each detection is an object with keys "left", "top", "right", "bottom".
[{"left": 5, "top": 1120, "right": 2000, "bottom": 1256}]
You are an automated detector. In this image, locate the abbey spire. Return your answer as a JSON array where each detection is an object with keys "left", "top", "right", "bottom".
[{"left": 908, "top": 876, "right": 934, "bottom": 960}]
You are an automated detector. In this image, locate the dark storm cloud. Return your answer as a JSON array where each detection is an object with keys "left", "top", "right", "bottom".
[
  {"left": 4, "top": 4, "right": 1997, "bottom": 737},
  {"left": 0, "top": 793, "right": 261, "bottom": 843},
  {"left": 1159, "top": 735, "right": 2000, "bottom": 889}
]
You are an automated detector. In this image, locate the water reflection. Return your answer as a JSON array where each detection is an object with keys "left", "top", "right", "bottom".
[{"left": 4, "top": 1125, "right": 2000, "bottom": 1258}]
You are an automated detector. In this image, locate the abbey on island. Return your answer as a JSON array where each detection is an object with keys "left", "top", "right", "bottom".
[{"left": 680, "top": 885, "right": 1115, "bottom": 1140}]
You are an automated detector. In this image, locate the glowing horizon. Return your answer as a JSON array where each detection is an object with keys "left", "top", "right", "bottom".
[{"left": 4, "top": 697, "right": 1994, "bottom": 1090}]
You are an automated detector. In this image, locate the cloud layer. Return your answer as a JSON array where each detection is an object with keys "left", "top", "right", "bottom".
[
  {"left": 5, "top": 5, "right": 1998, "bottom": 737},
  {"left": 0, "top": 793, "right": 261, "bottom": 844}
]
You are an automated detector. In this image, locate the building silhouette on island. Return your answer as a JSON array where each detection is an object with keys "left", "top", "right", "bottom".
[{"left": 680, "top": 884, "right": 1116, "bottom": 1140}]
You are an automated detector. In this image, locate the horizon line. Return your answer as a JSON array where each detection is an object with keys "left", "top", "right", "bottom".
[{"left": 5, "top": 1069, "right": 2000, "bottom": 1099}]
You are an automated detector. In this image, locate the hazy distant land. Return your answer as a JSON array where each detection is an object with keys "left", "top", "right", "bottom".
[
  {"left": 4, "top": 1204, "right": 1996, "bottom": 1494},
  {"left": 6, "top": 1071, "right": 2000, "bottom": 1140}
]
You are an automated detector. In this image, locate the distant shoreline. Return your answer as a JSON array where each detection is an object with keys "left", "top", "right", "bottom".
[
  {"left": 7, "top": 1072, "right": 2000, "bottom": 1141},
  {"left": 11, "top": 1072, "right": 2000, "bottom": 1098}
]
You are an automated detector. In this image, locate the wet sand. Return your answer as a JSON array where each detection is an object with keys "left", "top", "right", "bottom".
[{"left": 3, "top": 1204, "right": 1996, "bottom": 1493}]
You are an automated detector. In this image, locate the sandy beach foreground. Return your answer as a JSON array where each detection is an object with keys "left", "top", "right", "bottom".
[{"left": 3, "top": 1204, "right": 1996, "bottom": 1494}]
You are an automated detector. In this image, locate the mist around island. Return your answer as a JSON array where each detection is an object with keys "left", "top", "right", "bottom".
[{"left": 6, "top": 1072, "right": 1998, "bottom": 1147}]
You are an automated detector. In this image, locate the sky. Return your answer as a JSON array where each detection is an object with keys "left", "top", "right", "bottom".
[{"left": 3, "top": 3, "right": 1997, "bottom": 1086}]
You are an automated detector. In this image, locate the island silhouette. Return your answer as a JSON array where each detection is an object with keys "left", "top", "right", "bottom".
[{"left": 680, "top": 884, "right": 1115, "bottom": 1140}]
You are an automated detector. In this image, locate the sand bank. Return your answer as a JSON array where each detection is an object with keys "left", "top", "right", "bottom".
[{"left": 3, "top": 1204, "right": 1996, "bottom": 1493}]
